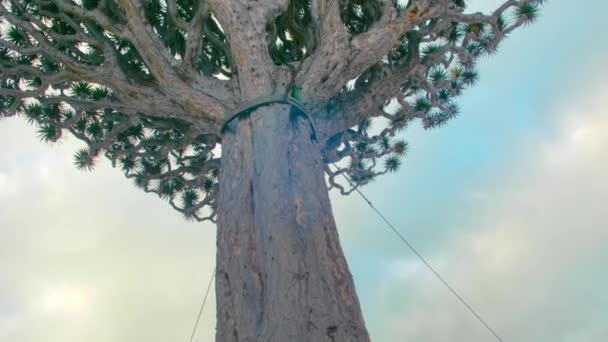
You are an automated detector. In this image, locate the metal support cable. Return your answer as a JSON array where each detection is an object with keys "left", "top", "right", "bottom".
[
  {"left": 188, "top": 268, "right": 216, "bottom": 342},
  {"left": 186, "top": 167, "right": 506, "bottom": 342},
  {"left": 332, "top": 163, "right": 504, "bottom": 342}
]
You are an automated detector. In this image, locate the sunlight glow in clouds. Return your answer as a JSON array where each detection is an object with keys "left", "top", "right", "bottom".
[
  {"left": 539, "top": 89, "right": 608, "bottom": 170},
  {"left": 470, "top": 225, "right": 527, "bottom": 271},
  {"left": 43, "top": 286, "right": 93, "bottom": 315}
]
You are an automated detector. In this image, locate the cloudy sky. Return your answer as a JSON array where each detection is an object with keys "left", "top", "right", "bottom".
[{"left": 1, "top": 1, "right": 607, "bottom": 341}]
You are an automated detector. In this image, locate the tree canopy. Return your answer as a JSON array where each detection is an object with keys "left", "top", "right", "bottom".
[{"left": 0, "top": 0, "right": 543, "bottom": 222}]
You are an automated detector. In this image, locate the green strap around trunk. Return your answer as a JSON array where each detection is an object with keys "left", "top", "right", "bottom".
[{"left": 221, "top": 89, "right": 318, "bottom": 142}]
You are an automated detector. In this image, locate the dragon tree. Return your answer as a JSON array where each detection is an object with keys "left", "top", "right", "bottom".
[{"left": 0, "top": 0, "right": 543, "bottom": 341}]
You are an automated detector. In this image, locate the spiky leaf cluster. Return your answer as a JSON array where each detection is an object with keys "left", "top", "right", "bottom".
[
  {"left": 19, "top": 94, "right": 220, "bottom": 221},
  {"left": 325, "top": 0, "right": 544, "bottom": 194},
  {"left": 266, "top": 0, "right": 384, "bottom": 65},
  {"left": 1, "top": 0, "right": 543, "bottom": 217},
  {"left": 267, "top": 0, "right": 316, "bottom": 65},
  {"left": 0, "top": 0, "right": 233, "bottom": 221},
  {"left": 339, "top": 0, "right": 382, "bottom": 34}
]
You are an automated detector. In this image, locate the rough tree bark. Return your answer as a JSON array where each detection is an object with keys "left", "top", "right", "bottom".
[
  {"left": 217, "top": 104, "right": 370, "bottom": 342},
  {"left": 0, "top": 2, "right": 541, "bottom": 341}
]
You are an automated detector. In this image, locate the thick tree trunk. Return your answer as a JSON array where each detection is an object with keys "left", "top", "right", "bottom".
[{"left": 216, "top": 104, "right": 370, "bottom": 342}]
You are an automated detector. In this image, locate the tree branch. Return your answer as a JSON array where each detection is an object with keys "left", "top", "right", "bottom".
[
  {"left": 49, "top": 0, "right": 132, "bottom": 40},
  {"left": 207, "top": 0, "right": 291, "bottom": 101},
  {"left": 113, "top": 0, "right": 228, "bottom": 122},
  {"left": 313, "top": 0, "right": 532, "bottom": 140},
  {"left": 182, "top": 1, "right": 209, "bottom": 71},
  {"left": 296, "top": 0, "right": 438, "bottom": 105}
]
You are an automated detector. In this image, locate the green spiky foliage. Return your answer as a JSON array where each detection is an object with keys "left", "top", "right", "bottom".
[
  {"left": 323, "top": 1, "right": 543, "bottom": 194},
  {"left": 0, "top": 0, "right": 224, "bottom": 221},
  {"left": 267, "top": 0, "right": 316, "bottom": 65},
  {"left": 339, "top": 0, "right": 382, "bottom": 34},
  {"left": 0, "top": 0, "right": 544, "bottom": 217}
]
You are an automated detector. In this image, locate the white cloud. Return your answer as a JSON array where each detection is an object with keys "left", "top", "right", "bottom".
[
  {"left": 0, "top": 172, "right": 15, "bottom": 198},
  {"left": 375, "top": 80, "right": 608, "bottom": 342},
  {"left": 0, "top": 118, "right": 217, "bottom": 342}
]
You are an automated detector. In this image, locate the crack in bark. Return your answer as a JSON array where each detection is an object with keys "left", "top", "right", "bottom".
[{"left": 216, "top": 104, "right": 369, "bottom": 341}]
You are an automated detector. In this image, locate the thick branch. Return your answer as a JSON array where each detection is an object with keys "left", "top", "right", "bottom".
[
  {"left": 207, "top": 0, "right": 291, "bottom": 100},
  {"left": 50, "top": 0, "right": 131, "bottom": 40},
  {"left": 117, "top": 0, "right": 228, "bottom": 121},
  {"left": 313, "top": 0, "right": 531, "bottom": 140},
  {"left": 296, "top": 0, "right": 441, "bottom": 105}
]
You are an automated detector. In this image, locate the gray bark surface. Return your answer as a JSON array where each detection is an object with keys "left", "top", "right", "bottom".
[
  {"left": 217, "top": 104, "right": 369, "bottom": 342},
  {"left": 1, "top": 2, "right": 541, "bottom": 340}
]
